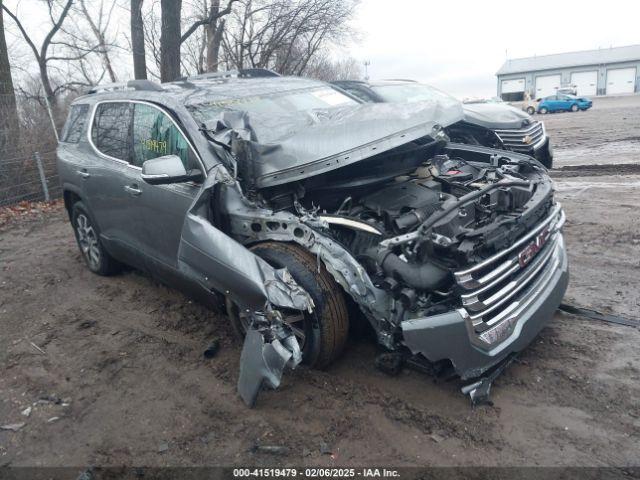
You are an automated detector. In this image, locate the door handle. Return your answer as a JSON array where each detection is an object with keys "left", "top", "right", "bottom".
[
  {"left": 124, "top": 184, "right": 142, "bottom": 196},
  {"left": 77, "top": 169, "right": 90, "bottom": 179}
]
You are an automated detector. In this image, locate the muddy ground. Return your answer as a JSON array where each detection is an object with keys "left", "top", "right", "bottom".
[{"left": 1, "top": 95, "right": 639, "bottom": 469}]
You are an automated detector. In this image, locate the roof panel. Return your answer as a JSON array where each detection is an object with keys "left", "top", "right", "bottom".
[{"left": 497, "top": 45, "right": 640, "bottom": 75}]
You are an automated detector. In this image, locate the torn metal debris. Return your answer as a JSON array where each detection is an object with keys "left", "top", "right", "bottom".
[
  {"left": 237, "top": 311, "right": 302, "bottom": 407},
  {"left": 558, "top": 303, "right": 639, "bottom": 328}
]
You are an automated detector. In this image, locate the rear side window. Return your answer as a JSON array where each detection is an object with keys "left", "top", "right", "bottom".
[
  {"left": 61, "top": 104, "right": 89, "bottom": 143},
  {"left": 91, "top": 102, "right": 132, "bottom": 161},
  {"left": 132, "top": 103, "right": 200, "bottom": 171}
]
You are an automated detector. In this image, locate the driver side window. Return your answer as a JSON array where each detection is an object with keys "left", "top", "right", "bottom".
[{"left": 132, "top": 103, "right": 200, "bottom": 173}]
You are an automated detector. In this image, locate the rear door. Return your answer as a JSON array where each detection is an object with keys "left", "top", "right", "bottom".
[
  {"left": 84, "top": 101, "right": 147, "bottom": 269},
  {"left": 541, "top": 96, "right": 556, "bottom": 111}
]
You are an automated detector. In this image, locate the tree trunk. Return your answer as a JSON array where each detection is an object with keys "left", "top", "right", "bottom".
[
  {"left": 160, "top": 0, "right": 182, "bottom": 82},
  {"left": 207, "top": 18, "right": 225, "bottom": 72},
  {"left": 0, "top": 2, "right": 19, "bottom": 154},
  {"left": 205, "top": 0, "right": 221, "bottom": 72},
  {"left": 38, "top": 59, "right": 57, "bottom": 109},
  {"left": 131, "top": 0, "right": 147, "bottom": 80}
]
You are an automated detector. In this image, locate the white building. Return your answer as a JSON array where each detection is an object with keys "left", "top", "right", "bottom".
[{"left": 496, "top": 45, "right": 640, "bottom": 100}]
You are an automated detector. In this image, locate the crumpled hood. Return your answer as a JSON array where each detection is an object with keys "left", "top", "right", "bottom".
[
  {"left": 462, "top": 103, "right": 531, "bottom": 130},
  {"left": 204, "top": 100, "right": 464, "bottom": 188}
]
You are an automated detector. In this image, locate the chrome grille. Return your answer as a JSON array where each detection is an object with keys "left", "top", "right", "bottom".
[
  {"left": 454, "top": 204, "right": 565, "bottom": 347},
  {"left": 494, "top": 121, "right": 545, "bottom": 153}
]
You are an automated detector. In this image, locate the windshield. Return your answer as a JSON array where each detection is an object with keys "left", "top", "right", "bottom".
[
  {"left": 188, "top": 86, "right": 358, "bottom": 124},
  {"left": 370, "top": 83, "right": 458, "bottom": 105}
]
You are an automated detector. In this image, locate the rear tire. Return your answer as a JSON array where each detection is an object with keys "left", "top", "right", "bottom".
[
  {"left": 71, "top": 201, "right": 121, "bottom": 276},
  {"left": 227, "top": 242, "right": 349, "bottom": 368},
  {"left": 526, "top": 106, "right": 535, "bottom": 115}
]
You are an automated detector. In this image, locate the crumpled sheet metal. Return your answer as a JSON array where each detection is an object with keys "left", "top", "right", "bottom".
[
  {"left": 177, "top": 168, "right": 313, "bottom": 312},
  {"left": 201, "top": 101, "right": 463, "bottom": 189},
  {"left": 264, "top": 268, "right": 314, "bottom": 313},
  {"left": 238, "top": 327, "right": 302, "bottom": 407}
]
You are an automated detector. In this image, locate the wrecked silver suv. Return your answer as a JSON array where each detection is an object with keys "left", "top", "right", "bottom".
[{"left": 57, "top": 70, "right": 568, "bottom": 406}]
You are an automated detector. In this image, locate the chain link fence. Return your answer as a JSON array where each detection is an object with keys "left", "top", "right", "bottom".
[{"left": 0, "top": 91, "right": 62, "bottom": 207}]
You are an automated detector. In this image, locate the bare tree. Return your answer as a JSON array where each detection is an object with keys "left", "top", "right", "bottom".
[
  {"left": 180, "top": 0, "right": 237, "bottom": 72},
  {"left": 0, "top": 0, "right": 19, "bottom": 156},
  {"left": 76, "top": 0, "right": 118, "bottom": 82},
  {"left": 2, "top": 0, "right": 75, "bottom": 108},
  {"left": 304, "top": 55, "right": 363, "bottom": 82},
  {"left": 148, "top": 0, "right": 237, "bottom": 81},
  {"left": 221, "top": 0, "right": 358, "bottom": 76},
  {"left": 131, "top": 0, "right": 147, "bottom": 79}
]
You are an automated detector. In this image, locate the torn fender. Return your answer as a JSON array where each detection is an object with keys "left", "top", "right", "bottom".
[{"left": 177, "top": 168, "right": 313, "bottom": 312}]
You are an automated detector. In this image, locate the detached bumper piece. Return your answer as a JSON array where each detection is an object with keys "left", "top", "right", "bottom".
[
  {"left": 460, "top": 353, "right": 518, "bottom": 406},
  {"left": 237, "top": 312, "right": 302, "bottom": 407}
]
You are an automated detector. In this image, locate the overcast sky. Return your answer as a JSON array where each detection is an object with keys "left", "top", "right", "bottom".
[
  {"left": 4, "top": 0, "right": 639, "bottom": 98},
  {"left": 347, "top": 0, "right": 640, "bottom": 98}
]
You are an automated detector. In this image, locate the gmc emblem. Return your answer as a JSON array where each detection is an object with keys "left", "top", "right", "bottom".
[{"left": 518, "top": 227, "right": 550, "bottom": 268}]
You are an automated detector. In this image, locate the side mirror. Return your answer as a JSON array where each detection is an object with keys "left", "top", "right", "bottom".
[{"left": 141, "top": 155, "right": 202, "bottom": 185}]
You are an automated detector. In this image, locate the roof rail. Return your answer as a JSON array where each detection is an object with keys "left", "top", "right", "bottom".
[
  {"left": 186, "top": 68, "right": 280, "bottom": 81},
  {"left": 87, "top": 79, "right": 164, "bottom": 94},
  {"left": 238, "top": 68, "right": 280, "bottom": 78},
  {"left": 382, "top": 78, "right": 418, "bottom": 83}
]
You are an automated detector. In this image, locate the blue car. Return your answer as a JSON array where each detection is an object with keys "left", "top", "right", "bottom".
[{"left": 537, "top": 94, "right": 593, "bottom": 114}]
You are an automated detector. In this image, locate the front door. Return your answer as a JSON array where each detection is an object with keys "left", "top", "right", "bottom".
[{"left": 129, "top": 102, "right": 204, "bottom": 280}]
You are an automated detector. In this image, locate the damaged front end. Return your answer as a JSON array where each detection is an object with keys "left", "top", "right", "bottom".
[
  {"left": 183, "top": 92, "right": 567, "bottom": 405},
  {"left": 177, "top": 168, "right": 313, "bottom": 407}
]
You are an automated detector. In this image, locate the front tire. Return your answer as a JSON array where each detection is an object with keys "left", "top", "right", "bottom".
[
  {"left": 570, "top": 104, "right": 579, "bottom": 112},
  {"left": 71, "top": 202, "right": 121, "bottom": 276},
  {"left": 539, "top": 107, "right": 548, "bottom": 114},
  {"left": 227, "top": 242, "right": 349, "bottom": 368},
  {"left": 526, "top": 106, "right": 535, "bottom": 115}
]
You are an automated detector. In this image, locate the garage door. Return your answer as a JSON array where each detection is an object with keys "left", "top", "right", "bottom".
[
  {"left": 501, "top": 78, "right": 525, "bottom": 94},
  {"left": 606, "top": 67, "right": 636, "bottom": 95},
  {"left": 500, "top": 78, "right": 525, "bottom": 101},
  {"left": 535, "top": 74, "right": 561, "bottom": 98},
  {"left": 571, "top": 70, "right": 598, "bottom": 96}
]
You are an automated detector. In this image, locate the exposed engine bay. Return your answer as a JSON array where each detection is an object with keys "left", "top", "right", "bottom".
[{"left": 250, "top": 140, "right": 554, "bottom": 325}]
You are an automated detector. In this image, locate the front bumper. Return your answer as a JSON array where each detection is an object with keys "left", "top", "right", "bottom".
[
  {"left": 401, "top": 214, "right": 568, "bottom": 380},
  {"left": 494, "top": 122, "right": 553, "bottom": 165}
]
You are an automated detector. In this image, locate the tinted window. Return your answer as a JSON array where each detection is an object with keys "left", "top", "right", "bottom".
[
  {"left": 132, "top": 103, "right": 200, "bottom": 171},
  {"left": 61, "top": 104, "right": 89, "bottom": 143},
  {"left": 91, "top": 102, "right": 132, "bottom": 161},
  {"left": 341, "top": 86, "right": 375, "bottom": 103}
]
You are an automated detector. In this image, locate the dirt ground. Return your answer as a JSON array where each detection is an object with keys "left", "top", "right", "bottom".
[{"left": 1, "top": 95, "right": 640, "bottom": 469}]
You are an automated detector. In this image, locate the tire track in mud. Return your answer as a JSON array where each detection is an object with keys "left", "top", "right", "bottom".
[{"left": 551, "top": 163, "right": 640, "bottom": 177}]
